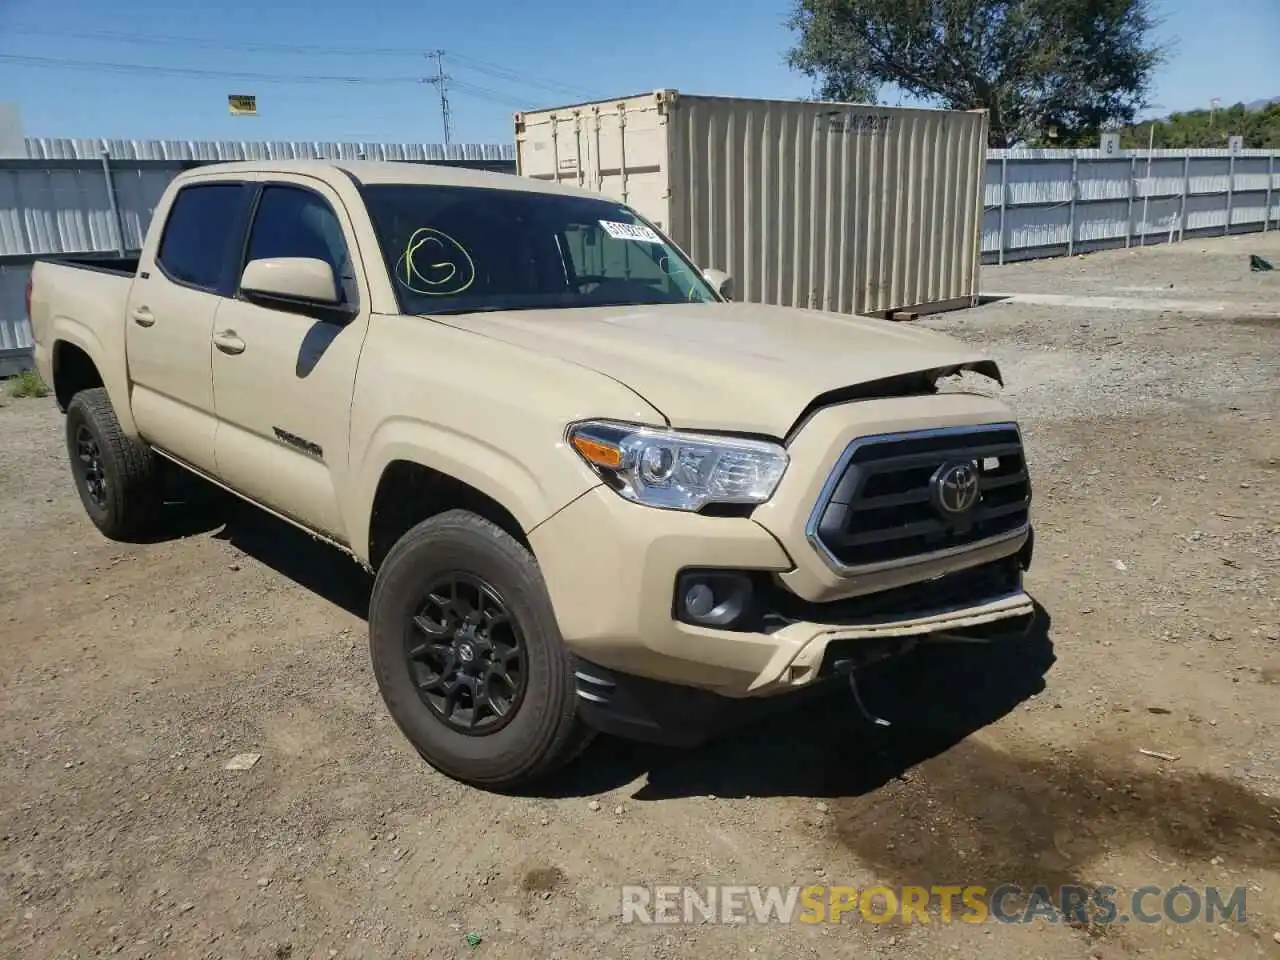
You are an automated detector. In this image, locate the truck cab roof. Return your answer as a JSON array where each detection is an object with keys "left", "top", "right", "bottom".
[{"left": 173, "top": 158, "right": 602, "bottom": 200}]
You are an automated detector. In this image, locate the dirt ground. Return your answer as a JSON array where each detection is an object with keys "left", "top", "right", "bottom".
[{"left": 1, "top": 233, "right": 1278, "bottom": 960}]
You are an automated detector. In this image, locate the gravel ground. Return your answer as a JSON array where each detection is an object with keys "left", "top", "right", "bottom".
[{"left": 1, "top": 233, "right": 1278, "bottom": 960}]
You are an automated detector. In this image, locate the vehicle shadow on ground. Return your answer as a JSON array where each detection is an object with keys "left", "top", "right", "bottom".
[
  {"left": 114, "top": 467, "right": 230, "bottom": 544},
  {"left": 214, "top": 500, "right": 374, "bottom": 618},
  {"left": 154, "top": 481, "right": 374, "bottom": 618},
  {"left": 150, "top": 493, "right": 1055, "bottom": 803},
  {"left": 539, "top": 608, "right": 1056, "bottom": 801}
]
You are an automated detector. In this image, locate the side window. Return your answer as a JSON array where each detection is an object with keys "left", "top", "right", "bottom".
[
  {"left": 156, "top": 183, "right": 247, "bottom": 290},
  {"left": 244, "top": 186, "right": 355, "bottom": 303}
]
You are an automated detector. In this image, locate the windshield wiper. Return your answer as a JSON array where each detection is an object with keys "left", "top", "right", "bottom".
[
  {"left": 422, "top": 304, "right": 552, "bottom": 316},
  {"left": 421, "top": 299, "right": 701, "bottom": 317}
]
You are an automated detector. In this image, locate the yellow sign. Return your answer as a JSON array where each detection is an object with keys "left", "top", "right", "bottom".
[{"left": 228, "top": 95, "right": 258, "bottom": 117}]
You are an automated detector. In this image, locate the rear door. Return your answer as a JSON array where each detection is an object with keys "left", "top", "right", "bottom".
[
  {"left": 210, "top": 177, "right": 371, "bottom": 543},
  {"left": 126, "top": 178, "right": 254, "bottom": 473}
]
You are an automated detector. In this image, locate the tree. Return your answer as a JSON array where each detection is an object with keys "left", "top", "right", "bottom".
[
  {"left": 787, "top": 0, "right": 1168, "bottom": 147},
  {"left": 1117, "top": 102, "right": 1280, "bottom": 149}
]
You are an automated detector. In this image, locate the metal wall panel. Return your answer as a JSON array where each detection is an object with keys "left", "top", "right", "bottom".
[
  {"left": 516, "top": 91, "right": 988, "bottom": 315},
  {"left": 0, "top": 166, "right": 115, "bottom": 256},
  {"left": 1132, "top": 157, "right": 1190, "bottom": 198},
  {"left": 981, "top": 209, "right": 1002, "bottom": 254},
  {"left": 1074, "top": 200, "right": 1130, "bottom": 242},
  {"left": 1231, "top": 190, "right": 1268, "bottom": 226},
  {"left": 990, "top": 147, "right": 1279, "bottom": 159},
  {"left": 0, "top": 264, "right": 33, "bottom": 351},
  {"left": 1232, "top": 157, "right": 1271, "bottom": 193},
  {"left": 983, "top": 162, "right": 1006, "bottom": 210},
  {"left": 1135, "top": 195, "right": 1183, "bottom": 237},
  {"left": 1074, "top": 159, "right": 1132, "bottom": 202},
  {"left": 1187, "top": 157, "right": 1231, "bottom": 195},
  {"left": 1183, "top": 192, "right": 1229, "bottom": 232},
  {"left": 24, "top": 137, "right": 515, "bottom": 162},
  {"left": 1005, "top": 159, "right": 1074, "bottom": 206},
  {"left": 1005, "top": 203, "right": 1071, "bottom": 250}
]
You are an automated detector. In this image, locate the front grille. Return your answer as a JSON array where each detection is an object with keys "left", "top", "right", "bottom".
[{"left": 810, "top": 424, "right": 1030, "bottom": 569}]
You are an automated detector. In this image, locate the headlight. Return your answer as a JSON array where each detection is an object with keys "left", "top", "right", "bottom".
[{"left": 566, "top": 420, "right": 788, "bottom": 512}]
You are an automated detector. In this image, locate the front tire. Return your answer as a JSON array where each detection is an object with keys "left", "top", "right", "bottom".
[
  {"left": 368, "top": 510, "right": 593, "bottom": 790},
  {"left": 65, "top": 388, "right": 160, "bottom": 541}
]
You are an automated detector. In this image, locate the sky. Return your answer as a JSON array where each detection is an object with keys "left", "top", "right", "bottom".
[{"left": 0, "top": 0, "right": 1276, "bottom": 146}]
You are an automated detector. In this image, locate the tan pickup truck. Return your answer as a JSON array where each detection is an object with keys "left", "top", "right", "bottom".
[{"left": 28, "top": 160, "right": 1035, "bottom": 789}]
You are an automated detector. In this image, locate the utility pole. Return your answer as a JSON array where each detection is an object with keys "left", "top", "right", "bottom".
[{"left": 427, "top": 50, "right": 452, "bottom": 146}]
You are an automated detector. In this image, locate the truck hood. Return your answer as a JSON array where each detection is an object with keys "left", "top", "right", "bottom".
[{"left": 432, "top": 302, "right": 1000, "bottom": 437}]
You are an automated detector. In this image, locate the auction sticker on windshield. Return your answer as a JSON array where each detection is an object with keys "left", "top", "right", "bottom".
[{"left": 600, "top": 220, "right": 661, "bottom": 243}]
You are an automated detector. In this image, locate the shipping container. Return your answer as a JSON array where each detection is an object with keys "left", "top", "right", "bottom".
[{"left": 515, "top": 90, "right": 988, "bottom": 317}]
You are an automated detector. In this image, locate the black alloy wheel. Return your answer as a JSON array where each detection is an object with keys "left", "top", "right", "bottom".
[
  {"left": 63, "top": 387, "right": 160, "bottom": 541},
  {"left": 73, "top": 423, "right": 108, "bottom": 509},
  {"left": 368, "top": 510, "right": 594, "bottom": 789},
  {"left": 406, "top": 573, "right": 528, "bottom": 734}
]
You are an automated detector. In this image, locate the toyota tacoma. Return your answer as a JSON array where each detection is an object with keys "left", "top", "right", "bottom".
[{"left": 27, "top": 160, "right": 1034, "bottom": 789}]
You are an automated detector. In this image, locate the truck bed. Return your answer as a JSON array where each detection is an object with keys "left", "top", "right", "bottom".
[
  {"left": 45, "top": 255, "right": 141, "bottom": 278},
  {"left": 28, "top": 258, "right": 139, "bottom": 408}
]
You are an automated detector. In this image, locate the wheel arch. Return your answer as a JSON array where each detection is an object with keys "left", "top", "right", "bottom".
[
  {"left": 52, "top": 340, "right": 105, "bottom": 412},
  {"left": 366, "top": 459, "right": 535, "bottom": 571},
  {"left": 350, "top": 419, "right": 597, "bottom": 570},
  {"left": 48, "top": 316, "right": 138, "bottom": 436}
]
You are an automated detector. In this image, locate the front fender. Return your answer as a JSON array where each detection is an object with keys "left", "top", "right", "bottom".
[{"left": 347, "top": 416, "right": 599, "bottom": 566}]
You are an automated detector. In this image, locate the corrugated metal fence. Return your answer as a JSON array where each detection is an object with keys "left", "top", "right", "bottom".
[
  {"left": 984, "top": 147, "right": 1280, "bottom": 264},
  {"left": 3, "top": 138, "right": 1278, "bottom": 374}
]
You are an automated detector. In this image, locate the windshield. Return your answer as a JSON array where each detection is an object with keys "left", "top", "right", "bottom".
[{"left": 361, "top": 183, "right": 719, "bottom": 315}]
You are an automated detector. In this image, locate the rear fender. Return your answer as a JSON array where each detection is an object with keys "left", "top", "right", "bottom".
[{"left": 50, "top": 315, "right": 138, "bottom": 436}]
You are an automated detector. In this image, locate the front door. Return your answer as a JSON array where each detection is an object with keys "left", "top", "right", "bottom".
[
  {"left": 126, "top": 179, "right": 253, "bottom": 474},
  {"left": 210, "top": 178, "right": 371, "bottom": 543}
]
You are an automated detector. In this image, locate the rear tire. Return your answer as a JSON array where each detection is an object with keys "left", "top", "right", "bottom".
[
  {"left": 65, "top": 388, "right": 160, "bottom": 541},
  {"left": 368, "top": 510, "right": 593, "bottom": 790}
]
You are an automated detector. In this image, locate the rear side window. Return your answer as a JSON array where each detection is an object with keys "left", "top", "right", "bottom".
[{"left": 157, "top": 183, "right": 247, "bottom": 290}]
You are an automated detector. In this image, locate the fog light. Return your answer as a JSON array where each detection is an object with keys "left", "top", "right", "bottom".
[
  {"left": 684, "top": 582, "right": 715, "bottom": 619},
  {"left": 675, "top": 571, "right": 754, "bottom": 628}
]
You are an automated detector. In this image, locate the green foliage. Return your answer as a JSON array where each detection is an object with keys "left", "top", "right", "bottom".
[
  {"left": 1113, "top": 102, "right": 1280, "bottom": 149},
  {"left": 6, "top": 369, "right": 49, "bottom": 400},
  {"left": 787, "top": 0, "right": 1167, "bottom": 147}
]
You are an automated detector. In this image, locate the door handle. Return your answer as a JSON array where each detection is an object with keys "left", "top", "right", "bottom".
[
  {"left": 212, "top": 330, "right": 246, "bottom": 355},
  {"left": 130, "top": 307, "right": 155, "bottom": 327}
]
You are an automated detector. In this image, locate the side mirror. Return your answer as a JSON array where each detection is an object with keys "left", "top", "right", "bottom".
[
  {"left": 241, "top": 257, "right": 340, "bottom": 308},
  {"left": 702, "top": 268, "right": 734, "bottom": 300}
]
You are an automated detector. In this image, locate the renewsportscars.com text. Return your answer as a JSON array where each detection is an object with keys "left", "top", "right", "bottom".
[{"left": 619, "top": 883, "right": 1248, "bottom": 926}]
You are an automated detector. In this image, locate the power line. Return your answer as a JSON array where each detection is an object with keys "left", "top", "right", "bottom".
[
  {"left": 450, "top": 79, "right": 535, "bottom": 109},
  {"left": 445, "top": 52, "right": 593, "bottom": 101},
  {"left": 2, "top": 24, "right": 421, "bottom": 57},
  {"left": 427, "top": 50, "right": 452, "bottom": 146},
  {"left": 0, "top": 35, "right": 590, "bottom": 139},
  {"left": 2, "top": 24, "right": 593, "bottom": 100},
  {"left": 0, "top": 52, "right": 422, "bottom": 85}
]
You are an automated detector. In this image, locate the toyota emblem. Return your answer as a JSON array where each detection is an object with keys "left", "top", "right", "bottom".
[{"left": 931, "top": 461, "right": 980, "bottom": 516}]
